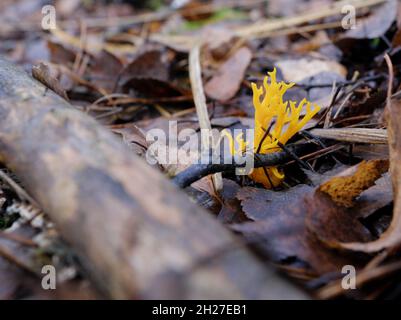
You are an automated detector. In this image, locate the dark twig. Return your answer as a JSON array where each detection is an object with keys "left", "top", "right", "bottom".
[
  {"left": 299, "top": 130, "right": 340, "bottom": 164},
  {"left": 256, "top": 121, "right": 275, "bottom": 185},
  {"left": 275, "top": 139, "right": 314, "bottom": 171},
  {"left": 256, "top": 121, "right": 275, "bottom": 153},
  {"left": 294, "top": 74, "right": 384, "bottom": 90},
  {"left": 172, "top": 143, "right": 313, "bottom": 188}
]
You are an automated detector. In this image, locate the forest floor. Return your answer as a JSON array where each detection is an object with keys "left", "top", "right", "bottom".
[{"left": 0, "top": 0, "right": 401, "bottom": 300}]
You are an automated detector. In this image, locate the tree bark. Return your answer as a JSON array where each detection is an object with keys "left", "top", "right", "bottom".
[{"left": 0, "top": 56, "right": 307, "bottom": 299}]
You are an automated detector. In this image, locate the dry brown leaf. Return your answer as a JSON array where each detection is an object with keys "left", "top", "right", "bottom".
[
  {"left": 342, "top": 0, "right": 398, "bottom": 40},
  {"left": 202, "top": 27, "right": 238, "bottom": 61},
  {"left": 118, "top": 50, "right": 189, "bottom": 98},
  {"left": 355, "top": 173, "right": 393, "bottom": 219},
  {"left": 233, "top": 185, "right": 367, "bottom": 276},
  {"left": 110, "top": 123, "right": 148, "bottom": 157},
  {"left": 276, "top": 58, "right": 347, "bottom": 83},
  {"left": 32, "top": 62, "right": 69, "bottom": 100},
  {"left": 204, "top": 47, "right": 252, "bottom": 102},
  {"left": 306, "top": 190, "right": 373, "bottom": 245},
  {"left": 217, "top": 179, "right": 246, "bottom": 224},
  {"left": 119, "top": 50, "right": 169, "bottom": 85},
  {"left": 47, "top": 41, "right": 76, "bottom": 65},
  {"left": 90, "top": 50, "right": 123, "bottom": 92},
  {"left": 332, "top": 98, "right": 401, "bottom": 252},
  {"left": 392, "top": 28, "right": 401, "bottom": 47}
]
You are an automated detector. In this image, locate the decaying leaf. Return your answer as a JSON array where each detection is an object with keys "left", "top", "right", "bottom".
[
  {"left": 233, "top": 185, "right": 366, "bottom": 276},
  {"left": 354, "top": 173, "right": 393, "bottom": 219},
  {"left": 47, "top": 41, "right": 76, "bottom": 65},
  {"left": 306, "top": 173, "right": 393, "bottom": 249},
  {"left": 202, "top": 27, "right": 238, "bottom": 61},
  {"left": 217, "top": 179, "right": 246, "bottom": 224},
  {"left": 118, "top": 50, "right": 170, "bottom": 86},
  {"left": 332, "top": 98, "right": 401, "bottom": 253},
  {"left": 110, "top": 123, "right": 148, "bottom": 157},
  {"left": 32, "top": 62, "right": 69, "bottom": 100},
  {"left": 237, "top": 185, "right": 311, "bottom": 221},
  {"left": 90, "top": 50, "right": 123, "bottom": 92},
  {"left": 276, "top": 58, "right": 347, "bottom": 83},
  {"left": 305, "top": 190, "right": 373, "bottom": 246},
  {"left": 341, "top": 0, "right": 398, "bottom": 40},
  {"left": 204, "top": 46, "right": 252, "bottom": 101},
  {"left": 118, "top": 49, "right": 190, "bottom": 98}
]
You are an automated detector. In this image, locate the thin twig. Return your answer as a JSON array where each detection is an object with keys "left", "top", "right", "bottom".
[
  {"left": 0, "top": 231, "right": 38, "bottom": 247},
  {"left": 317, "top": 260, "right": 401, "bottom": 299},
  {"left": 0, "top": 244, "right": 38, "bottom": 276},
  {"left": 0, "top": 170, "right": 38, "bottom": 207},
  {"left": 235, "top": 0, "right": 387, "bottom": 38},
  {"left": 247, "top": 74, "right": 384, "bottom": 90},
  {"left": 189, "top": 43, "right": 223, "bottom": 191},
  {"left": 384, "top": 53, "right": 394, "bottom": 110}
]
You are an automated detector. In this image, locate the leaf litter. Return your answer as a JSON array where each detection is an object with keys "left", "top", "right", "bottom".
[{"left": 1, "top": 0, "right": 401, "bottom": 299}]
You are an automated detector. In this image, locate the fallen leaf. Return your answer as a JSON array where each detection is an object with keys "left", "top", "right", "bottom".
[
  {"left": 119, "top": 50, "right": 189, "bottom": 97},
  {"left": 342, "top": 0, "right": 398, "bottom": 40},
  {"left": 237, "top": 185, "right": 311, "bottom": 221},
  {"left": 333, "top": 97, "right": 401, "bottom": 252},
  {"left": 305, "top": 190, "right": 373, "bottom": 245},
  {"left": 276, "top": 58, "right": 347, "bottom": 83},
  {"left": 354, "top": 173, "right": 393, "bottom": 219},
  {"left": 232, "top": 185, "right": 365, "bottom": 275},
  {"left": 32, "top": 62, "right": 69, "bottom": 100},
  {"left": 205, "top": 46, "right": 252, "bottom": 101},
  {"left": 123, "top": 78, "right": 189, "bottom": 98},
  {"left": 202, "top": 27, "right": 238, "bottom": 61},
  {"left": 302, "top": 165, "right": 352, "bottom": 187},
  {"left": 90, "top": 50, "right": 123, "bottom": 92},
  {"left": 392, "top": 25, "right": 401, "bottom": 47},
  {"left": 286, "top": 71, "right": 345, "bottom": 107},
  {"left": 47, "top": 41, "right": 76, "bottom": 65},
  {"left": 118, "top": 50, "right": 170, "bottom": 85},
  {"left": 217, "top": 179, "right": 246, "bottom": 224},
  {"left": 110, "top": 123, "right": 148, "bottom": 157}
]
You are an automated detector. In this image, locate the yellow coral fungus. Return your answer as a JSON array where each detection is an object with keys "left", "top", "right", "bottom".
[
  {"left": 225, "top": 68, "right": 321, "bottom": 188},
  {"left": 221, "top": 130, "right": 248, "bottom": 156}
]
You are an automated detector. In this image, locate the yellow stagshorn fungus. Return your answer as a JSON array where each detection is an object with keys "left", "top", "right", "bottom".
[{"left": 225, "top": 68, "right": 321, "bottom": 189}]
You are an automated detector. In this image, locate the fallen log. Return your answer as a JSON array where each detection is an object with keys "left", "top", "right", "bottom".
[{"left": 0, "top": 56, "right": 307, "bottom": 299}]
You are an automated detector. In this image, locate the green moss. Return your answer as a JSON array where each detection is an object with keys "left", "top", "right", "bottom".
[
  {"left": 370, "top": 38, "right": 381, "bottom": 48},
  {"left": 147, "top": 0, "right": 164, "bottom": 10},
  {"left": 183, "top": 8, "right": 247, "bottom": 31},
  {"left": 0, "top": 213, "right": 19, "bottom": 230}
]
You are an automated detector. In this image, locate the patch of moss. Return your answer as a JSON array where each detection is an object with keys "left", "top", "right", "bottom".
[
  {"left": 0, "top": 213, "right": 19, "bottom": 230},
  {"left": 183, "top": 8, "right": 247, "bottom": 31}
]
